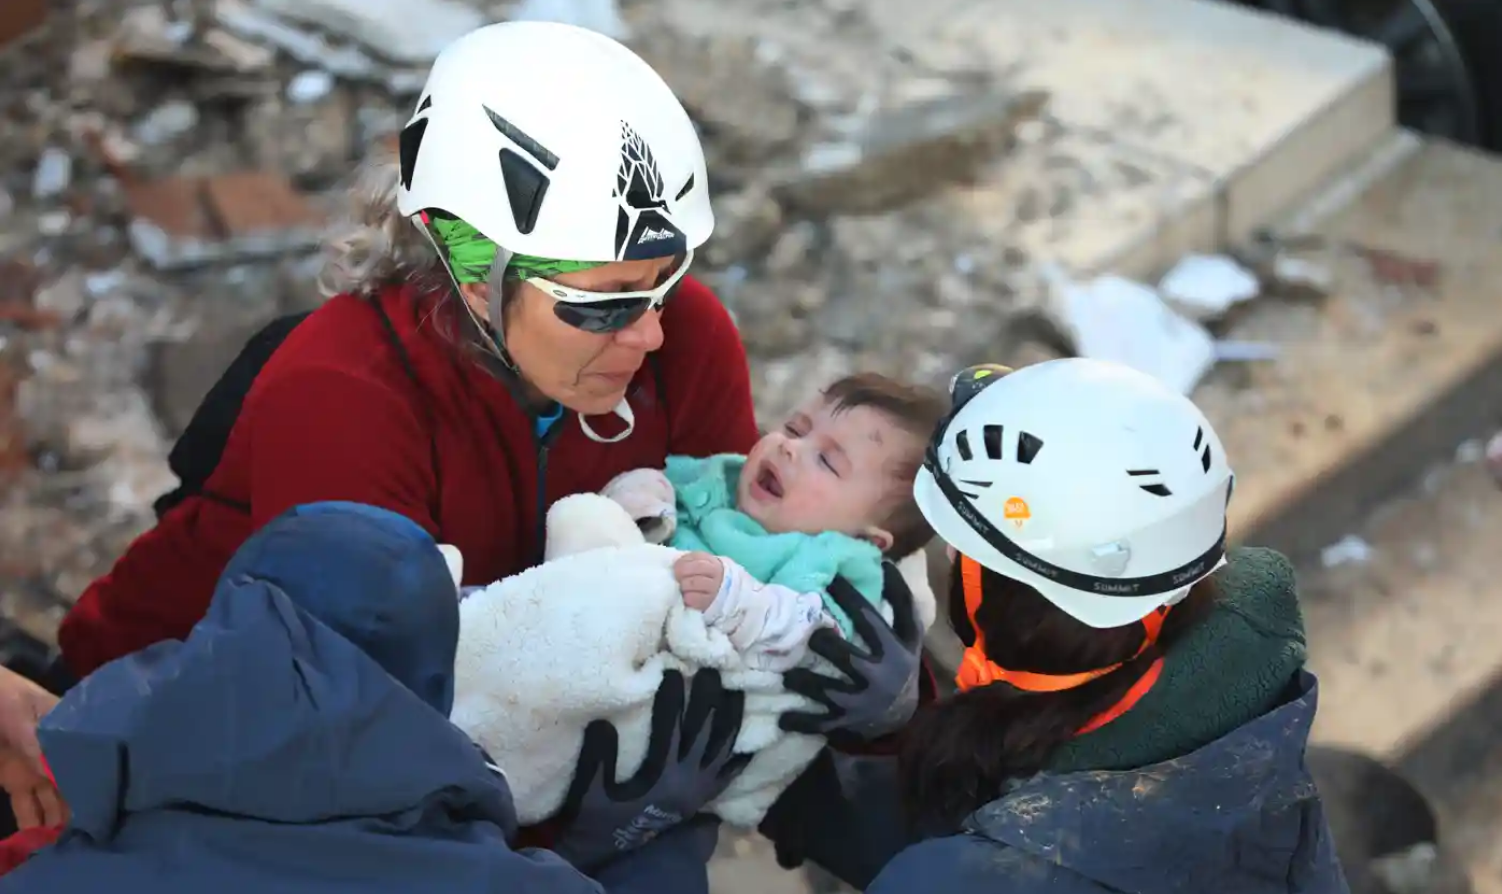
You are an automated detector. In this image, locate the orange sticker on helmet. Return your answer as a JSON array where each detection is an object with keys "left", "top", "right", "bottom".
[{"left": 1003, "top": 497, "right": 1030, "bottom": 528}]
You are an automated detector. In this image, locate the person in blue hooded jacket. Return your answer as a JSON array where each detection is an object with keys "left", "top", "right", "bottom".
[
  {"left": 0, "top": 501, "right": 748, "bottom": 893},
  {"left": 846, "top": 359, "right": 1350, "bottom": 894}
]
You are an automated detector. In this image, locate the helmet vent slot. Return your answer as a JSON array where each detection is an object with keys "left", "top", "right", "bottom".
[
  {"left": 982, "top": 425, "right": 1004, "bottom": 460},
  {"left": 397, "top": 118, "right": 429, "bottom": 191},
  {"left": 499, "top": 149, "right": 550, "bottom": 235},
  {"left": 955, "top": 429, "right": 973, "bottom": 461},
  {"left": 483, "top": 106, "right": 559, "bottom": 171},
  {"left": 1016, "top": 431, "right": 1044, "bottom": 464},
  {"left": 1127, "top": 468, "right": 1172, "bottom": 497},
  {"left": 1200, "top": 444, "right": 1212, "bottom": 473}
]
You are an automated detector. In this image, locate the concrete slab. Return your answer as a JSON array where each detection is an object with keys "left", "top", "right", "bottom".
[
  {"left": 654, "top": 0, "right": 1393, "bottom": 277},
  {"left": 867, "top": 0, "right": 1391, "bottom": 180},
  {"left": 936, "top": 126, "right": 1219, "bottom": 279},
  {"left": 1299, "top": 448, "right": 1502, "bottom": 894},
  {"left": 1197, "top": 135, "right": 1502, "bottom": 562},
  {"left": 1303, "top": 454, "right": 1502, "bottom": 757}
]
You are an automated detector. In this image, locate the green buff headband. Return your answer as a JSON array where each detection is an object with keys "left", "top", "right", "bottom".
[{"left": 426, "top": 215, "right": 604, "bottom": 284}]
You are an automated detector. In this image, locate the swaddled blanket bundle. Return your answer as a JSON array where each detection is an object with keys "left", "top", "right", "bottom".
[{"left": 450, "top": 493, "right": 934, "bottom": 827}]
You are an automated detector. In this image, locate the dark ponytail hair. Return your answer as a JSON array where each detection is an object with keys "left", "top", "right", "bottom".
[{"left": 898, "top": 563, "right": 1216, "bottom": 831}]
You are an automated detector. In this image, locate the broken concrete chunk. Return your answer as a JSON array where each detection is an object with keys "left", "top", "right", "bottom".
[
  {"left": 32, "top": 272, "right": 88, "bottom": 322},
  {"left": 248, "top": 0, "right": 484, "bottom": 67},
  {"left": 772, "top": 89, "right": 1048, "bottom": 217},
  {"left": 1157, "top": 253, "right": 1261, "bottom": 321},
  {"left": 244, "top": 94, "right": 355, "bottom": 186},
  {"left": 1486, "top": 431, "right": 1502, "bottom": 489},
  {"left": 31, "top": 147, "right": 72, "bottom": 200},
  {"left": 202, "top": 27, "right": 277, "bottom": 70},
  {"left": 704, "top": 186, "right": 783, "bottom": 268},
  {"left": 115, "top": 5, "right": 274, "bottom": 74},
  {"left": 636, "top": 36, "right": 806, "bottom": 174},
  {"left": 206, "top": 171, "right": 325, "bottom": 246},
  {"left": 132, "top": 100, "right": 200, "bottom": 147},
  {"left": 1048, "top": 268, "right": 1215, "bottom": 395},
  {"left": 124, "top": 172, "right": 324, "bottom": 270},
  {"left": 215, "top": 0, "right": 429, "bottom": 94},
  {"left": 113, "top": 5, "right": 192, "bottom": 59},
  {"left": 286, "top": 69, "right": 335, "bottom": 104},
  {"left": 1269, "top": 252, "right": 1335, "bottom": 298}
]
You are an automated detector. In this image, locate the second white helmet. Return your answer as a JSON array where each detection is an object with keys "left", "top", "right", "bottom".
[
  {"left": 395, "top": 21, "right": 713, "bottom": 263},
  {"left": 914, "top": 358, "right": 1235, "bottom": 629}
]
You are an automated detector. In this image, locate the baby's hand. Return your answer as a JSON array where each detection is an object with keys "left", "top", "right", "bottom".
[
  {"left": 601, "top": 468, "right": 677, "bottom": 543},
  {"left": 674, "top": 551, "right": 725, "bottom": 610}
]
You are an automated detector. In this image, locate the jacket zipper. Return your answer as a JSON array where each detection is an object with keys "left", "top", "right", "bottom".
[{"left": 532, "top": 416, "right": 566, "bottom": 566}]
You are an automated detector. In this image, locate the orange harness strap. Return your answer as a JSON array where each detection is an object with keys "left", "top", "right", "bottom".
[{"left": 954, "top": 554, "right": 1166, "bottom": 735}]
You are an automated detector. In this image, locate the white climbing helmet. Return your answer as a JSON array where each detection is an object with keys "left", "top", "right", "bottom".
[
  {"left": 395, "top": 21, "right": 713, "bottom": 263},
  {"left": 913, "top": 358, "right": 1235, "bottom": 629}
]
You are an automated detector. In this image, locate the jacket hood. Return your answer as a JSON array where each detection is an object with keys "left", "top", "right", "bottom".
[{"left": 39, "top": 501, "right": 512, "bottom": 839}]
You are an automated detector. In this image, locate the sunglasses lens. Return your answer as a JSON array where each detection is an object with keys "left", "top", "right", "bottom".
[{"left": 553, "top": 297, "right": 653, "bottom": 333}]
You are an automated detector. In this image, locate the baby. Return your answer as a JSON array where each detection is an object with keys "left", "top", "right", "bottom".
[{"left": 603, "top": 373, "right": 948, "bottom": 671}]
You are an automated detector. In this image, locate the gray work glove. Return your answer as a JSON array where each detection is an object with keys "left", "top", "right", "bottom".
[
  {"left": 779, "top": 562, "right": 924, "bottom": 746},
  {"left": 553, "top": 668, "right": 750, "bottom": 872}
]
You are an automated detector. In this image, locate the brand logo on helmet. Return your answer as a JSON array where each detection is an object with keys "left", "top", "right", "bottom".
[
  {"left": 1003, "top": 497, "right": 1030, "bottom": 529},
  {"left": 637, "top": 227, "right": 677, "bottom": 244},
  {"left": 613, "top": 121, "right": 689, "bottom": 261}
]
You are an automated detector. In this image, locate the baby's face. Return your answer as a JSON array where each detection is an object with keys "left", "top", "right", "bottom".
[{"left": 737, "top": 396, "right": 920, "bottom": 548}]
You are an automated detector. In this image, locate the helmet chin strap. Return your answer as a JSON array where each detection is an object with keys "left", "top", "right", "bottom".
[{"left": 579, "top": 398, "right": 635, "bottom": 443}]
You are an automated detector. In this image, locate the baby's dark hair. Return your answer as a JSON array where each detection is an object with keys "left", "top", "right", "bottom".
[{"left": 822, "top": 373, "right": 949, "bottom": 558}]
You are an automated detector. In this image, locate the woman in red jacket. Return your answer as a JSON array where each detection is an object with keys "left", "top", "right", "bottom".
[{"left": 1, "top": 19, "right": 928, "bottom": 885}]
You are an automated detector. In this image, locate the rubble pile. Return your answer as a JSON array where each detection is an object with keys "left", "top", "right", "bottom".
[{"left": 0, "top": 0, "right": 1068, "bottom": 629}]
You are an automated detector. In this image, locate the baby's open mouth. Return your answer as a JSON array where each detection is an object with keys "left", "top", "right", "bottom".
[{"left": 756, "top": 463, "right": 784, "bottom": 499}]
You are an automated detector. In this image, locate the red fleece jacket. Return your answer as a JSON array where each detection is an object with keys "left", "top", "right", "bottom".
[{"left": 58, "top": 276, "right": 759, "bottom": 676}]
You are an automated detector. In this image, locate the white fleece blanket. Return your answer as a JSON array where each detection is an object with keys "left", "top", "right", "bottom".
[{"left": 450, "top": 493, "right": 935, "bottom": 828}]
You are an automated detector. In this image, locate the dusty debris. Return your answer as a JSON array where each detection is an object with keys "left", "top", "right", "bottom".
[
  {"left": 132, "top": 100, "right": 201, "bottom": 147},
  {"left": 636, "top": 35, "right": 809, "bottom": 181},
  {"left": 771, "top": 89, "right": 1048, "bottom": 216},
  {"left": 0, "top": 304, "right": 62, "bottom": 332},
  {"left": 1157, "top": 253, "right": 1261, "bottom": 322},
  {"left": 1486, "top": 431, "right": 1502, "bottom": 489},
  {"left": 0, "top": 260, "right": 44, "bottom": 307},
  {"left": 124, "top": 171, "right": 325, "bottom": 270},
  {"left": 1321, "top": 534, "right": 1374, "bottom": 569},
  {"left": 286, "top": 68, "right": 335, "bottom": 104},
  {"left": 248, "top": 0, "right": 485, "bottom": 67},
  {"left": 0, "top": 0, "right": 47, "bottom": 51},
  {"left": 0, "top": 0, "right": 1155, "bottom": 674},
  {"left": 1045, "top": 266, "right": 1215, "bottom": 395},
  {"left": 704, "top": 186, "right": 783, "bottom": 268},
  {"left": 1353, "top": 244, "right": 1440, "bottom": 290},
  {"left": 113, "top": 5, "right": 274, "bottom": 74},
  {"left": 213, "top": 0, "right": 477, "bottom": 93},
  {"left": 31, "top": 146, "right": 72, "bottom": 200},
  {"left": 0, "top": 361, "right": 28, "bottom": 478}
]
